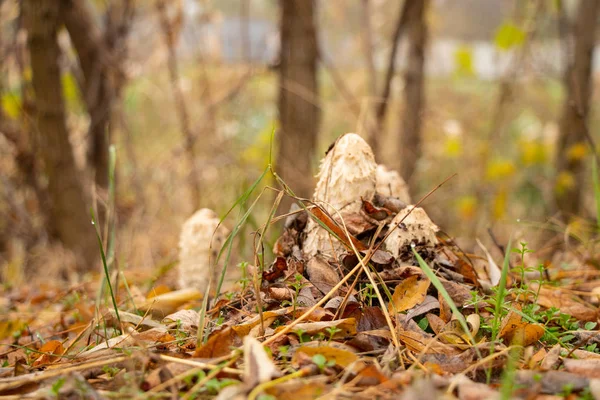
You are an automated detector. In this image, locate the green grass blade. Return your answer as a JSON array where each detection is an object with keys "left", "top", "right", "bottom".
[
  {"left": 492, "top": 239, "right": 512, "bottom": 344},
  {"left": 91, "top": 208, "right": 120, "bottom": 326},
  {"left": 411, "top": 247, "right": 480, "bottom": 358}
]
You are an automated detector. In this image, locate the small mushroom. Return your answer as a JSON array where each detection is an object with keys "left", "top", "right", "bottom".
[
  {"left": 385, "top": 206, "right": 439, "bottom": 258},
  {"left": 303, "top": 133, "right": 377, "bottom": 258},
  {"left": 178, "top": 208, "right": 229, "bottom": 294}
]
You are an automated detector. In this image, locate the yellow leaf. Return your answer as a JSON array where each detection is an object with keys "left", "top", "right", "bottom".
[
  {"left": 486, "top": 159, "right": 516, "bottom": 181},
  {"left": 567, "top": 142, "right": 588, "bottom": 161},
  {"left": 444, "top": 137, "right": 462, "bottom": 157},
  {"left": 520, "top": 140, "right": 547, "bottom": 165},
  {"left": 454, "top": 45, "right": 474, "bottom": 77},
  {"left": 294, "top": 345, "right": 361, "bottom": 369},
  {"left": 456, "top": 195, "right": 477, "bottom": 220},
  {"left": 555, "top": 171, "right": 576, "bottom": 195},
  {"left": 499, "top": 307, "right": 544, "bottom": 346},
  {"left": 388, "top": 275, "right": 430, "bottom": 315},
  {"left": 492, "top": 190, "right": 507, "bottom": 220}
]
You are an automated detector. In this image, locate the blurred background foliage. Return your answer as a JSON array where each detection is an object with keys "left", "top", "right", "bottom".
[{"left": 0, "top": 0, "right": 599, "bottom": 284}]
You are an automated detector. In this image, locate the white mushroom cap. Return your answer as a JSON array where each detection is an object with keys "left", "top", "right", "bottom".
[
  {"left": 178, "top": 208, "right": 228, "bottom": 293},
  {"left": 304, "top": 133, "right": 377, "bottom": 258},
  {"left": 385, "top": 206, "right": 439, "bottom": 258},
  {"left": 376, "top": 164, "right": 411, "bottom": 203}
]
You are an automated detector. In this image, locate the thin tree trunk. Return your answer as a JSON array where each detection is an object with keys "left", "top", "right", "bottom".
[
  {"left": 375, "top": 0, "right": 410, "bottom": 154},
  {"left": 361, "top": 0, "right": 378, "bottom": 155},
  {"left": 60, "top": 0, "right": 112, "bottom": 191},
  {"left": 399, "top": 0, "right": 428, "bottom": 183},
  {"left": 277, "top": 0, "right": 319, "bottom": 206},
  {"left": 23, "top": 0, "right": 97, "bottom": 268},
  {"left": 156, "top": 0, "right": 201, "bottom": 208},
  {"left": 555, "top": 0, "right": 600, "bottom": 217}
]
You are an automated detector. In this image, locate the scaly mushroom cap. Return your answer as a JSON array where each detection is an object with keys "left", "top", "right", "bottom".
[
  {"left": 376, "top": 164, "right": 411, "bottom": 203},
  {"left": 385, "top": 206, "right": 439, "bottom": 258},
  {"left": 178, "top": 208, "right": 228, "bottom": 293},
  {"left": 303, "top": 133, "right": 377, "bottom": 258}
]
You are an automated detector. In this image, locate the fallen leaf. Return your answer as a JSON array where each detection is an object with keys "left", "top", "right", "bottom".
[
  {"left": 499, "top": 307, "right": 544, "bottom": 346},
  {"left": 388, "top": 275, "right": 430, "bottom": 315},
  {"left": 32, "top": 340, "right": 64, "bottom": 367},
  {"left": 162, "top": 309, "right": 199, "bottom": 334},
  {"left": 306, "top": 255, "right": 341, "bottom": 295},
  {"left": 194, "top": 326, "right": 241, "bottom": 358},
  {"left": 349, "top": 364, "right": 389, "bottom": 386},
  {"left": 263, "top": 256, "right": 289, "bottom": 282},
  {"left": 406, "top": 295, "right": 440, "bottom": 321},
  {"left": 276, "top": 318, "right": 357, "bottom": 338},
  {"left": 243, "top": 336, "right": 281, "bottom": 387},
  {"left": 426, "top": 313, "right": 446, "bottom": 334},
  {"left": 563, "top": 358, "right": 600, "bottom": 379},
  {"left": 476, "top": 239, "right": 501, "bottom": 286},
  {"left": 294, "top": 344, "right": 362, "bottom": 370},
  {"left": 537, "top": 287, "right": 598, "bottom": 322}
]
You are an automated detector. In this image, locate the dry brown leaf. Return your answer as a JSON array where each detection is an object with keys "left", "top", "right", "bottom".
[
  {"left": 32, "top": 340, "right": 64, "bottom": 367},
  {"left": 540, "top": 344, "right": 561, "bottom": 370},
  {"left": 243, "top": 336, "right": 281, "bottom": 387},
  {"left": 306, "top": 255, "right": 341, "bottom": 295},
  {"left": 388, "top": 275, "right": 430, "bottom": 315},
  {"left": 397, "top": 328, "right": 455, "bottom": 354},
  {"left": 516, "top": 370, "right": 589, "bottom": 395},
  {"left": 499, "top": 307, "right": 544, "bottom": 346},
  {"left": 438, "top": 320, "right": 470, "bottom": 345},
  {"left": 264, "top": 376, "right": 329, "bottom": 400},
  {"left": 406, "top": 295, "right": 440, "bottom": 321},
  {"left": 194, "top": 326, "right": 241, "bottom": 358},
  {"left": 453, "top": 374, "right": 499, "bottom": 400},
  {"left": 276, "top": 318, "right": 357, "bottom": 338},
  {"left": 426, "top": 313, "right": 446, "bottom": 335},
  {"left": 439, "top": 278, "right": 472, "bottom": 307},
  {"left": 537, "top": 287, "right": 598, "bottom": 322},
  {"left": 162, "top": 309, "right": 198, "bottom": 334},
  {"left": 294, "top": 345, "right": 363, "bottom": 370},
  {"left": 138, "top": 288, "right": 203, "bottom": 317},
  {"left": 563, "top": 358, "right": 600, "bottom": 379},
  {"left": 231, "top": 309, "right": 289, "bottom": 337},
  {"left": 350, "top": 364, "right": 389, "bottom": 386}
]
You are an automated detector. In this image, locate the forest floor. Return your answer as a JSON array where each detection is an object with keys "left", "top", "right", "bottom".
[{"left": 2, "top": 137, "right": 600, "bottom": 399}]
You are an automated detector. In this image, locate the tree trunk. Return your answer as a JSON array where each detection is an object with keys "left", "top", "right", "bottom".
[
  {"left": 60, "top": 0, "right": 112, "bottom": 191},
  {"left": 555, "top": 0, "right": 600, "bottom": 217},
  {"left": 277, "top": 0, "right": 319, "bottom": 206},
  {"left": 23, "top": 0, "right": 97, "bottom": 269},
  {"left": 399, "top": 0, "right": 428, "bottom": 184},
  {"left": 156, "top": 0, "right": 202, "bottom": 208},
  {"left": 375, "top": 0, "right": 410, "bottom": 159}
]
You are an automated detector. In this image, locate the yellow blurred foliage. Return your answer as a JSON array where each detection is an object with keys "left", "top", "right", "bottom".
[
  {"left": 566, "top": 142, "right": 588, "bottom": 161},
  {"left": 485, "top": 159, "right": 516, "bottom": 181},
  {"left": 1, "top": 94, "right": 20, "bottom": 119},
  {"left": 443, "top": 137, "right": 462, "bottom": 157},
  {"left": 519, "top": 140, "right": 547, "bottom": 165},
  {"left": 241, "top": 124, "right": 275, "bottom": 167},
  {"left": 456, "top": 195, "right": 478, "bottom": 220},
  {"left": 555, "top": 171, "right": 576, "bottom": 195},
  {"left": 493, "top": 190, "right": 507, "bottom": 220}
]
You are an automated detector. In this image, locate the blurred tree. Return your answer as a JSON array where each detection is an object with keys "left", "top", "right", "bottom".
[
  {"left": 61, "top": 0, "right": 112, "bottom": 193},
  {"left": 555, "top": 0, "right": 600, "bottom": 217},
  {"left": 375, "top": 0, "right": 410, "bottom": 159},
  {"left": 61, "top": 0, "right": 133, "bottom": 193},
  {"left": 23, "top": 0, "right": 97, "bottom": 268},
  {"left": 156, "top": 0, "right": 202, "bottom": 208},
  {"left": 399, "top": 0, "right": 429, "bottom": 185},
  {"left": 277, "top": 0, "right": 319, "bottom": 206}
]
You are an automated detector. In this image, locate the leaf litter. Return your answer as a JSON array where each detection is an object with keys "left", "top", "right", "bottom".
[{"left": 1, "top": 133, "right": 600, "bottom": 399}]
